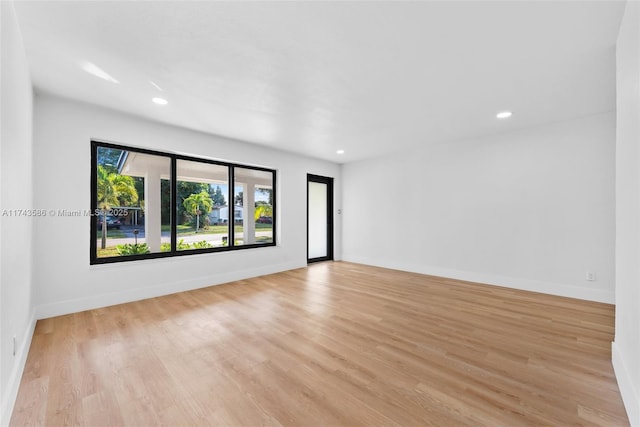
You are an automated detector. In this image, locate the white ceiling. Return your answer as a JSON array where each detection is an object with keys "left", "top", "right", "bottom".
[{"left": 13, "top": 1, "right": 625, "bottom": 164}]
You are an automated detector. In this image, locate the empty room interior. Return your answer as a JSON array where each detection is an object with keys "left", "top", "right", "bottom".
[{"left": 1, "top": 0, "right": 640, "bottom": 425}]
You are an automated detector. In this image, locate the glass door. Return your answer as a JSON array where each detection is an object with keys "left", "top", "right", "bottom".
[{"left": 307, "top": 174, "right": 333, "bottom": 263}]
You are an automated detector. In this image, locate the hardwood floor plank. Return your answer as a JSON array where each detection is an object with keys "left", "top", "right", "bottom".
[{"left": 10, "top": 262, "right": 629, "bottom": 426}]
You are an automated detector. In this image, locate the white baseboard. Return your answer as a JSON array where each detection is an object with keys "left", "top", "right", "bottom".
[
  {"left": 612, "top": 341, "right": 640, "bottom": 426},
  {"left": 0, "top": 310, "right": 37, "bottom": 427},
  {"left": 341, "top": 255, "right": 614, "bottom": 303},
  {"left": 35, "top": 260, "right": 304, "bottom": 320}
]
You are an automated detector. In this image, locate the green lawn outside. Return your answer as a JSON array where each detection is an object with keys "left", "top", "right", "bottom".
[
  {"left": 95, "top": 229, "right": 126, "bottom": 239},
  {"left": 160, "top": 223, "right": 272, "bottom": 236}
]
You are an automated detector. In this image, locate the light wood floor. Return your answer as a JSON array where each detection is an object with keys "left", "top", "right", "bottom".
[{"left": 11, "top": 262, "right": 628, "bottom": 426}]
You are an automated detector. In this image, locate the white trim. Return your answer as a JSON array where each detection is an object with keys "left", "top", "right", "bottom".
[
  {"left": 0, "top": 311, "right": 37, "bottom": 427},
  {"left": 341, "top": 255, "right": 614, "bottom": 303},
  {"left": 612, "top": 341, "right": 640, "bottom": 427},
  {"left": 36, "top": 260, "right": 303, "bottom": 320}
]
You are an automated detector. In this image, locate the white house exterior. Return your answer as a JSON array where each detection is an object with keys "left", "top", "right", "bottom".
[{"left": 210, "top": 205, "right": 243, "bottom": 224}]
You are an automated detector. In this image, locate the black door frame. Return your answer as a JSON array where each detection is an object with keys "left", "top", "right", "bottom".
[{"left": 307, "top": 174, "right": 334, "bottom": 263}]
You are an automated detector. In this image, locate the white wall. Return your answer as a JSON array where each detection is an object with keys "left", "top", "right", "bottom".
[
  {"left": 0, "top": 2, "right": 35, "bottom": 424},
  {"left": 343, "top": 112, "right": 615, "bottom": 303},
  {"left": 32, "top": 94, "right": 341, "bottom": 318},
  {"left": 613, "top": 1, "right": 640, "bottom": 425}
]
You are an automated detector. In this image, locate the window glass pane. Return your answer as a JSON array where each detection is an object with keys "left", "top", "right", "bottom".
[
  {"left": 308, "top": 181, "right": 328, "bottom": 258},
  {"left": 96, "top": 147, "right": 171, "bottom": 258},
  {"left": 92, "top": 141, "right": 276, "bottom": 264},
  {"left": 176, "top": 160, "right": 230, "bottom": 250},
  {"left": 233, "top": 167, "right": 274, "bottom": 246}
]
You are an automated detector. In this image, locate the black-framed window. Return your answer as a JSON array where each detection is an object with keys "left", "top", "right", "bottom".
[{"left": 90, "top": 141, "right": 276, "bottom": 264}]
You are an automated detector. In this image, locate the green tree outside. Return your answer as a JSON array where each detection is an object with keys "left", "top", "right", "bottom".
[
  {"left": 183, "top": 191, "right": 213, "bottom": 233},
  {"left": 258, "top": 188, "right": 273, "bottom": 205},
  {"left": 161, "top": 181, "right": 210, "bottom": 225},
  {"left": 210, "top": 185, "right": 226, "bottom": 206},
  {"left": 235, "top": 191, "right": 243, "bottom": 206},
  {"left": 97, "top": 165, "right": 138, "bottom": 249},
  {"left": 254, "top": 203, "right": 273, "bottom": 221}
]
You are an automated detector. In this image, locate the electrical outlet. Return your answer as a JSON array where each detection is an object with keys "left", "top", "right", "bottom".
[
  {"left": 12, "top": 335, "right": 16, "bottom": 356},
  {"left": 586, "top": 271, "right": 596, "bottom": 281}
]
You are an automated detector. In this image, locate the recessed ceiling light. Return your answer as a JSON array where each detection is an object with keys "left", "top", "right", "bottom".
[
  {"left": 336, "top": 150, "right": 345, "bottom": 154},
  {"left": 496, "top": 111, "right": 512, "bottom": 119},
  {"left": 152, "top": 97, "right": 168, "bottom": 105},
  {"left": 81, "top": 61, "right": 119, "bottom": 84}
]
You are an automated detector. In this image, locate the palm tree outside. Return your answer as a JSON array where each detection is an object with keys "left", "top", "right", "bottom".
[
  {"left": 183, "top": 191, "right": 213, "bottom": 233},
  {"left": 97, "top": 165, "right": 139, "bottom": 249}
]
